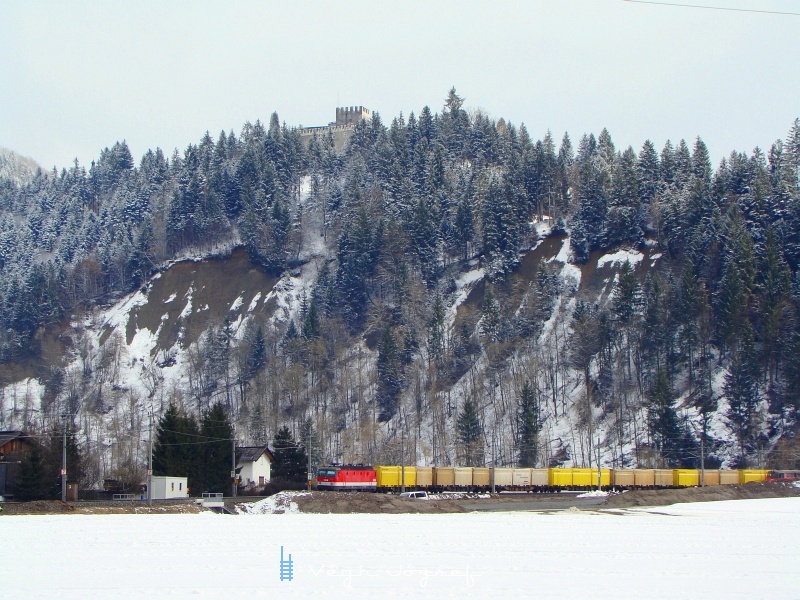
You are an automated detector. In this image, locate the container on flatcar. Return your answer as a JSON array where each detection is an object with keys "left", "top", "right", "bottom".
[
  {"left": 700, "top": 469, "right": 720, "bottom": 486},
  {"left": 375, "top": 465, "right": 417, "bottom": 488},
  {"left": 740, "top": 469, "right": 769, "bottom": 484},
  {"left": 454, "top": 467, "right": 473, "bottom": 487},
  {"left": 512, "top": 468, "right": 532, "bottom": 488},
  {"left": 612, "top": 469, "right": 635, "bottom": 487},
  {"left": 633, "top": 469, "right": 655, "bottom": 487},
  {"left": 472, "top": 467, "right": 490, "bottom": 488},
  {"left": 654, "top": 469, "right": 674, "bottom": 487},
  {"left": 719, "top": 470, "right": 739, "bottom": 485},
  {"left": 494, "top": 468, "right": 514, "bottom": 487},
  {"left": 433, "top": 467, "right": 455, "bottom": 488},
  {"left": 531, "top": 468, "right": 549, "bottom": 487},
  {"left": 673, "top": 469, "right": 700, "bottom": 487},
  {"left": 572, "top": 468, "right": 594, "bottom": 487},
  {"left": 572, "top": 468, "right": 610, "bottom": 487},
  {"left": 416, "top": 467, "right": 433, "bottom": 488},
  {"left": 548, "top": 468, "right": 573, "bottom": 487}
]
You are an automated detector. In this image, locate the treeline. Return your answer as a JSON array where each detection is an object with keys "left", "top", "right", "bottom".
[
  {"left": 1, "top": 89, "right": 799, "bottom": 474},
  {"left": 152, "top": 402, "right": 314, "bottom": 494}
]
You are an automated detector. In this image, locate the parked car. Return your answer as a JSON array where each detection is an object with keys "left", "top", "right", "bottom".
[{"left": 399, "top": 491, "right": 428, "bottom": 499}]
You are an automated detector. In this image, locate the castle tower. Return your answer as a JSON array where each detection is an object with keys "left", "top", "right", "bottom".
[{"left": 335, "top": 106, "right": 372, "bottom": 127}]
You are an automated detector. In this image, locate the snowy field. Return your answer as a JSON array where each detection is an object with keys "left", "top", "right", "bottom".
[{"left": 3, "top": 498, "right": 799, "bottom": 599}]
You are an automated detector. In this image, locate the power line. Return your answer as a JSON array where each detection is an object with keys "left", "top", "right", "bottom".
[{"left": 623, "top": 0, "right": 800, "bottom": 16}]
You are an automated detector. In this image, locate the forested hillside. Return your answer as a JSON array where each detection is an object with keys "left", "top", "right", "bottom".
[{"left": 1, "top": 89, "right": 799, "bottom": 489}]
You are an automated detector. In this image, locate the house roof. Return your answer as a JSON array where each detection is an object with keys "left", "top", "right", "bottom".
[
  {"left": 237, "top": 446, "right": 275, "bottom": 464},
  {"left": 0, "top": 430, "right": 30, "bottom": 449}
]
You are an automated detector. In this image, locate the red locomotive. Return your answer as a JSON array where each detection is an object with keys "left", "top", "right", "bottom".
[
  {"left": 766, "top": 470, "right": 800, "bottom": 483},
  {"left": 316, "top": 464, "right": 377, "bottom": 491}
]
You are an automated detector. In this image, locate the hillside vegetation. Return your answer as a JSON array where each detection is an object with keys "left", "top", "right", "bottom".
[{"left": 1, "top": 90, "right": 799, "bottom": 489}]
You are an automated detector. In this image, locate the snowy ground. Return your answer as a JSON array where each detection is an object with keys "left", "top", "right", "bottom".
[{"left": 3, "top": 498, "right": 798, "bottom": 599}]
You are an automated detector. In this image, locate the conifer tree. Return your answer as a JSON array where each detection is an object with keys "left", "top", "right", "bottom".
[
  {"left": 272, "top": 426, "right": 307, "bottom": 482},
  {"left": 458, "top": 397, "right": 483, "bottom": 466},
  {"left": 725, "top": 322, "right": 760, "bottom": 465},
  {"left": 517, "top": 381, "right": 541, "bottom": 467},
  {"left": 152, "top": 404, "right": 201, "bottom": 488},
  {"left": 198, "top": 402, "right": 233, "bottom": 494},
  {"left": 13, "top": 440, "right": 52, "bottom": 500}
]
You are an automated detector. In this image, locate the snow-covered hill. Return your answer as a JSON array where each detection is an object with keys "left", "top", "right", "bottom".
[{"left": 0, "top": 147, "right": 42, "bottom": 186}]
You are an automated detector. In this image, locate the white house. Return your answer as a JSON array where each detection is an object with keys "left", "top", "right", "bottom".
[
  {"left": 237, "top": 446, "right": 275, "bottom": 488},
  {"left": 150, "top": 476, "right": 189, "bottom": 499}
]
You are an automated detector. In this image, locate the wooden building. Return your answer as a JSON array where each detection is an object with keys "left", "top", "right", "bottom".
[{"left": 0, "top": 430, "right": 36, "bottom": 498}]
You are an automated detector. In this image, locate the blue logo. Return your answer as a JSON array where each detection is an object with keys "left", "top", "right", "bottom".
[{"left": 280, "top": 546, "right": 294, "bottom": 582}]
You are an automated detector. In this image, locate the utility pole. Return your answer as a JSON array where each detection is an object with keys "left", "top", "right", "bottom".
[
  {"left": 61, "top": 414, "right": 68, "bottom": 503},
  {"left": 231, "top": 425, "right": 237, "bottom": 498},
  {"left": 148, "top": 411, "right": 153, "bottom": 507},
  {"left": 491, "top": 432, "right": 496, "bottom": 494},
  {"left": 401, "top": 428, "right": 406, "bottom": 494},
  {"left": 306, "top": 428, "right": 313, "bottom": 491},
  {"left": 596, "top": 437, "right": 602, "bottom": 492},
  {"left": 690, "top": 421, "right": 705, "bottom": 487}
]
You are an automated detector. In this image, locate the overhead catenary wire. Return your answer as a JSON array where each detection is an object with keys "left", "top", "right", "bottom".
[{"left": 622, "top": 0, "right": 800, "bottom": 16}]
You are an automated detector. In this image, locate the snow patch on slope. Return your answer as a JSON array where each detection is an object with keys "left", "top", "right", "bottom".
[
  {"left": 597, "top": 249, "right": 643, "bottom": 268},
  {"left": 238, "top": 491, "right": 311, "bottom": 514}
]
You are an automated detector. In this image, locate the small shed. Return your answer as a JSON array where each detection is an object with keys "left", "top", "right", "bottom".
[
  {"left": 237, "top": 446, "right": 275, "bottom": 488},
  {"left": 0, "top": 431, "right": 36, "bottom": 497},
  {"left": 150, "top": 476, "right": 189, "bottom": 499}
]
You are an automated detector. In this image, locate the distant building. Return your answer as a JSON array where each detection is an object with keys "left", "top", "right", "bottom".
[
  {"left": 150, "top": 476, "right": 189, "bottom": 499},
  {"left": 335, "top": 105, "right": 372, "bottom": 127},
  {"left": 237, "top": 446, "right": 275, "bottom": 489},
  {"left": 0, "top": 431, "right": 35, "bottom": 498},
  {"left": 298, "top": 106, "right": 372, "bottom": 152}
]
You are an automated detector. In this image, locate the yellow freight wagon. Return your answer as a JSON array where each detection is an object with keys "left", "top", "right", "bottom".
[
  {"left": 548, "top": 468, "right": 573, "bottom": 487},
  {"left": 654, "top": 469, "right": 673, "bottom": 486},
  {"left": 472, "top": 468, "right": 490, "bottom": 487},
  {"left": 454, "top": 467, "right": 473, "bottom": 487},
  {"left": 612, "top": 469, "right": 635, "bottom": 487},
  {"left": 719, "top": 470, "right": 739, "bottom": 485},
  {"left": 374, "top": 465, "right": 416, "bottom": 488},
  {"left": 416, "top": 467, "right": 433, "bottom": 488},
  {"left": 531, "top": 468, "right": 549, "bottom": 487},
  {"left": 673, "top": 469, "right": 700, "bottom": 487},
  {"left": 494, "top": 468, "right": 514, "bottom": 487},
  {"left": 701, "top": 470, "right": 720, "bottom": 486},
  {"left": 512, "top": 468, "right": 532, "bottom": 487},
  {"left": 633, "top": 469, "right": 656, "bottom": 487},
  {"left": 433, "top": 467, "right": 455, "bottom": 487},
  {"left": 571, "top": 468, "right": 611, "bottom": 487},
  {"left": 740, "top": 469, "right": 769, "bottom": 484}
]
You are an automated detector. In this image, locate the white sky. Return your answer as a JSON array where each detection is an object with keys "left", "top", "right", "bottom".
[{"left": 1, "top": 0, "right": 798, "bottom": 171}]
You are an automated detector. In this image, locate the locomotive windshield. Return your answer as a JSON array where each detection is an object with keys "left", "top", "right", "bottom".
[{"left": 318, "top": 469, "right": 337, "bottom": 477}]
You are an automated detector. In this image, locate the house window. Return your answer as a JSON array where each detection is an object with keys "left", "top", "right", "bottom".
[
  {"left": 179, "top": 482, "right": 182, "bottom": 490},
  {"left": 171, "top": 482, "right": 174, "bottom": 491}
]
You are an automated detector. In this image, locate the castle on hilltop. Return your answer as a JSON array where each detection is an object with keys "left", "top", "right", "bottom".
[
  {"left": 298, "top": 106, "right": 372, "bottom": 152},
  {"left": 334, "top": 105, "right": 372, "bottom": 127}
]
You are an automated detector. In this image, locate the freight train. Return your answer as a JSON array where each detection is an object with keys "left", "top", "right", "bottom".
[{"left": 315, "top": 465, "right": 791, "bottom": 492}]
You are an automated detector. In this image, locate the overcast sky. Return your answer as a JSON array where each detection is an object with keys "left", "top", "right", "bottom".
[{"left": 1, "top": 0, "right": 798, "bottom": 171}]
